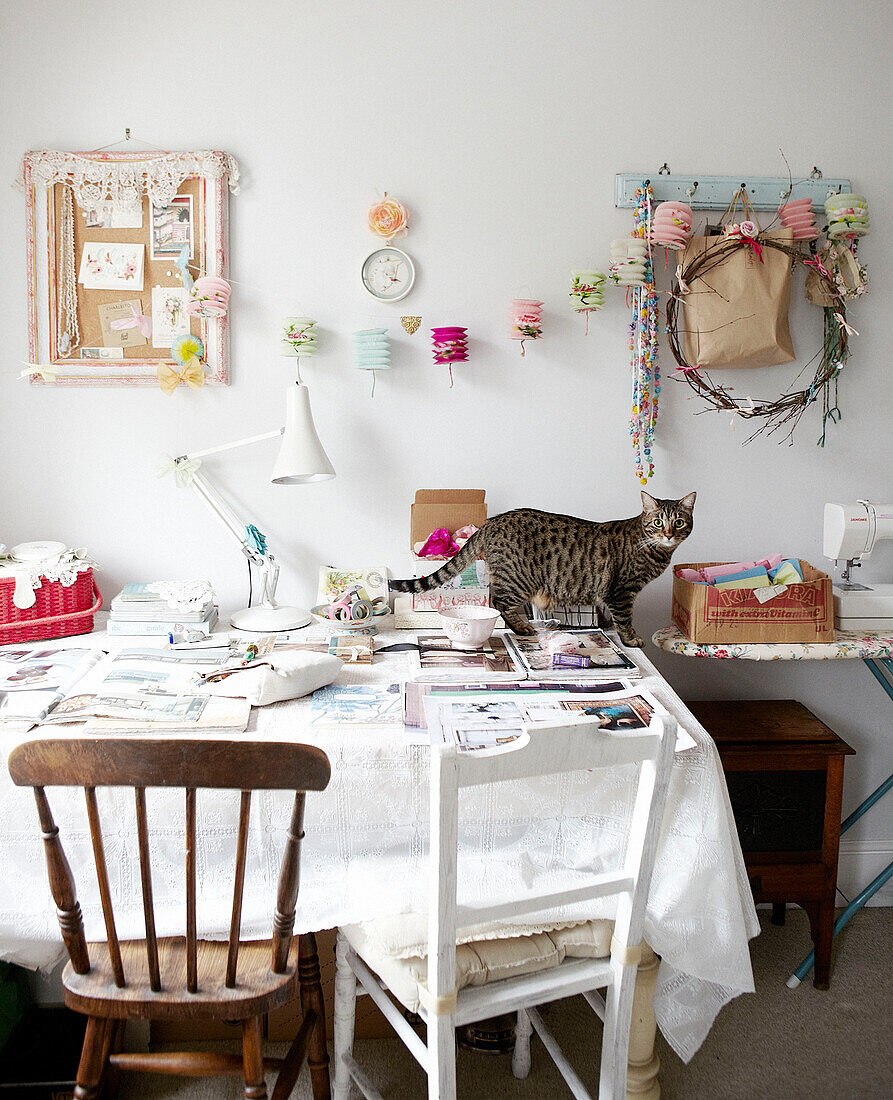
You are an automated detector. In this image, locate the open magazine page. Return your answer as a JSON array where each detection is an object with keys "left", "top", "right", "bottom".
[
  {"left": 404, "top": 679, "right": 633, "bottom": 731},
  {"left": 421, "top": 687, "right": 695, "bottom": 752},
  {"left": 309, "top": 682, "right": 404, "bottom": 728},
  {"left": 423, "top": 694, "right": 525, "bottom": 752},
  {"left": 0, "top": 646, "right": 103, "bottom": 730},
  {"left": 42, "top": 647, "right": 247, "bottom": 729},
  {"left": 503, "top": 629, "right": 641, "bottom": 680},
  {"left": 408, "top": 632, "right": 524, "bottom": 682}
]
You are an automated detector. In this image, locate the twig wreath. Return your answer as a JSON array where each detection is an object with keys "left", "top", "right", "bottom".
[{"left": 666, "top": 236, "right": 852, "bottom": 444}]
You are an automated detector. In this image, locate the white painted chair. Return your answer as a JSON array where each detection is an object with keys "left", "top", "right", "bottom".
[{"left": 333, "top": 713, "right": 677, "bottom": 1100}]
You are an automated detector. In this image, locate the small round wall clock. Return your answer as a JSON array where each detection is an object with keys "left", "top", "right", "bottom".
[{"left": 361, "top": 246, "right": 416, "bottom": 302}]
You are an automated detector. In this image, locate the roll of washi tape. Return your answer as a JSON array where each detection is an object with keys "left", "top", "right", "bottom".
[
  {"left": 350, "top": 599, "right": 374, "bottom": 621},
  {"left": 371, "top": 596, "right": 389, "bottom": 613}
]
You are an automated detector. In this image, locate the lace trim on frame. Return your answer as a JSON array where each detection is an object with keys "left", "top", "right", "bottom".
[{"left": 16, "top": 150, "right": 241, "bottom": 210}]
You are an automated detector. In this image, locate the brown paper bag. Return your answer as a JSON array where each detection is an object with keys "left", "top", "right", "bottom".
[{"left": 677, "top": 227, "right": 795, "bottom": 369}]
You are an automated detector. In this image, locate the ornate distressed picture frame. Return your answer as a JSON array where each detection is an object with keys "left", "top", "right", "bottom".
[{"left": 19, "top": 149, "right": 239, "bottom": 386}]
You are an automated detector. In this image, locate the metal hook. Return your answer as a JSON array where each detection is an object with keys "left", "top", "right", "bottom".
[
  {"left": 686, "top": 181, "right": 699, "bottom": 198},
  {"left": 658, "top": 162, "right": 670, "bottom": 175},
  {"left": 125, "top": 128, "right": 131, "bottom": 141},
  {"left": 810, "top": 166, "right": 823, "bottom": 180}
]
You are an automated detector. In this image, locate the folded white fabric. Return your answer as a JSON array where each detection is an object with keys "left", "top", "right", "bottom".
[{"left": 202, "top": 650, "right": 341, "bottom": 706}]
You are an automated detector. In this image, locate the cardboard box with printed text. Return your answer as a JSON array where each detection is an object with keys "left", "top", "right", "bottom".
[{"left": 672, "top": 560, "right": 834, "bottom": 644}]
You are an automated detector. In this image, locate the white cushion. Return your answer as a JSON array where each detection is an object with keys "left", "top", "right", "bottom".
[
  {"left": 202, "top": 651, "right": 341, "bottom": 706},
  {"left": 342, "top": 918, "right": 613, "bottom": 1013}
]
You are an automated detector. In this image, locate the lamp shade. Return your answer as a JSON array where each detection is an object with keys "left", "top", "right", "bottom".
[{"left": 271, "top": 384, "right": 336, "bottom": 484}]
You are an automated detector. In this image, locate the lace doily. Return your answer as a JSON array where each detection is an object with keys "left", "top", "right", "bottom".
[
  {"left": 17, "top": 150, "right": 240, "bottom": 211},
  {"left": 147, "top": 580, "right": 214, "bottom": 612},
  {"left": 0, "top": 550, "right": 97, "bottom": 591}
]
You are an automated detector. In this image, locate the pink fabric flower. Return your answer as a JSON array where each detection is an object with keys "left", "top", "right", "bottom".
[
  {"left": 739, "top": 220, "right": 758, "bottom": 238},
  {"left": 367, "top": 198, "right": 409, "bottom": 239}
]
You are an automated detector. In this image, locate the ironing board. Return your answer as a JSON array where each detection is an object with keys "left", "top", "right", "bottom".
[{"left": 652, "top": 627, "right": 893, "bottom": 986}]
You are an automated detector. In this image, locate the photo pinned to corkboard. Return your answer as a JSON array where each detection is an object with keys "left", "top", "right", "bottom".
[{"left": 20, "top": 149, "right": 238, "bottom": 386}]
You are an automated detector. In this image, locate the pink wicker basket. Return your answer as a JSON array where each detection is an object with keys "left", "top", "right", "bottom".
[{"left": 0, "top": 569, "right": 102, "bottom": 645}]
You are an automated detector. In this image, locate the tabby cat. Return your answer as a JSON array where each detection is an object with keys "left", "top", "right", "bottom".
[{"left": 391, "top": 491, "right": 696, "bottom": 647}]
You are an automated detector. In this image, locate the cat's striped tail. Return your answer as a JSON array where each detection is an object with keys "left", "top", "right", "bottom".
[{"left": 389, "top": 530, "right": 485, "bottom": 594}]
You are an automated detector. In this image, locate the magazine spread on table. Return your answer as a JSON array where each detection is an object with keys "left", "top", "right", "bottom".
[
  {"left": 0, "top": 643, "right": 248, "bottom": 732},
  {"left": 407, "top": 632, "right": 523, "bottom": 681},
  {"left": 0, "top": 646, "right": 102, "bottom": 728},
  {"left": 422, "top": 687, "right": 696, "bottom": 753},
  {"left": 502, "top": 628, "right": 640, "bottom": 680}
]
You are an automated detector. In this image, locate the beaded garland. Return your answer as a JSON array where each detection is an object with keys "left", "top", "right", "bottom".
[{"left": 628, "top": 184, "right": 660, "bottom": 485}]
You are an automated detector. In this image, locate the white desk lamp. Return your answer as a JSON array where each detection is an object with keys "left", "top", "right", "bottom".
[{"left": 171, "top": 383, "right": 335, "bottom": 631}]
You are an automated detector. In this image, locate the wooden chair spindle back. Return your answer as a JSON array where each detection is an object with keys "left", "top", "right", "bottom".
[{"left": 8, "top": 739, "right": 331, "bottom": 993}]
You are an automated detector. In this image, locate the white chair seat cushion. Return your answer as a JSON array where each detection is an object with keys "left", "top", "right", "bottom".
[{"left": 341, "top": 918, "right": 613, "bottom": 1014}]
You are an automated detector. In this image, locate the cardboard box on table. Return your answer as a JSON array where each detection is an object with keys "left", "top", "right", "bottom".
[
  {"left": 408, "top": 489, "right": 490, "bottom": 611},
  {"left": 672, "top": 560, "right": 834, "bottom": 644}
]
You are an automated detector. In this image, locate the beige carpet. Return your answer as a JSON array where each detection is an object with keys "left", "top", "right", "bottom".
[{"left": 129, "top": 907, "right": 892, "bottom": 1099}]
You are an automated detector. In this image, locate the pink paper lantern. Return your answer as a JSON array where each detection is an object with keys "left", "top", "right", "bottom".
[
  {"left": 778, "top": 197, "right": 818, "bottom": 241},
  {"left": 187, "top": 276, "right": 231, "bottom": 318},
  {"left": 650, "top": 201, "right": 693, "bottom": 249},
  {"left": 508, "top": 299, "right": 543, "bottom": 356}
]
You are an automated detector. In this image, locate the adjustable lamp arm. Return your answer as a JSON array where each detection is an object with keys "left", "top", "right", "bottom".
[
  {"left": 165, "top": 385, "right": 335, "bottom": 633},
  {"left": 171, "top": 434, "right": 310, "bottom": 630},
  {"left": 175, "top": 429, "right": 285, "bottom": 565}
]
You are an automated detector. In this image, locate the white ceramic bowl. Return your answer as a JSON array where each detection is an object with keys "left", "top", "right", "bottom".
[{"left": 438, "top": 606, "right": 501, "bottom": 649}]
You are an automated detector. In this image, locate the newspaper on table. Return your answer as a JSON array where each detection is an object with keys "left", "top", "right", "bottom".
[{"left": 421, "top": 686, "right": 695, "bottom": 753}]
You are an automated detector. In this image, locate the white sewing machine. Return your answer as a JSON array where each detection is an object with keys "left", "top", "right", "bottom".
[{"left": 824, "top": 501, "right": 893, "bottom": 630}]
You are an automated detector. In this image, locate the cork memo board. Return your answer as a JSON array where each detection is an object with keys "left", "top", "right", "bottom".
[
  {"left": 23, "top": 150, "right": 233, "bottom": 386},
  {"left": 53, "top": 177, "right": 204, "bottom": 358}
]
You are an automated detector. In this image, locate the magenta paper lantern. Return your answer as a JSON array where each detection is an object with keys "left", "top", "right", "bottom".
[{"left": 431, "top": 327, "right": 468, "bottom": 386}]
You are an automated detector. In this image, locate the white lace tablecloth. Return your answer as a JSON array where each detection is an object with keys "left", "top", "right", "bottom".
[
  {"left": 652, "top": 626, "right": 893, "bottom": 660},
  {"left": 0, "top": 631, "right": 757, "bottom": 1063}
]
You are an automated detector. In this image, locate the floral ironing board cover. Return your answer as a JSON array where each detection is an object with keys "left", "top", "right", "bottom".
[{"left": 652, "top": 627, "right": 893, "bottom": 661}]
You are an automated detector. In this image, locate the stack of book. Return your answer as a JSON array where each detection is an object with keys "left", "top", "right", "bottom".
[{"left": 107, "top": 582, "right": 217, "bottom": 637}]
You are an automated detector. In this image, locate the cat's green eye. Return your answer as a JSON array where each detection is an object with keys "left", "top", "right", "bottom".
[
  {"left": 674, "top": 519, "right": 686, "bottom": 528},
  {"left": 653, "top": 517, "right": 663, "bottom": 527}
]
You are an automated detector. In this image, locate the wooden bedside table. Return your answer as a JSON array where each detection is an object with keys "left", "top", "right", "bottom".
[{"left": 686, "top": 699, "right": 855, "bottom": 989}]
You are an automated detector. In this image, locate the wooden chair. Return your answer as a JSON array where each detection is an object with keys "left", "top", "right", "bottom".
[
  {"left": 333, "top": 713, "right": 676, "bottom": 1100},
  {"left": 8, "top": 737, "right": 332, "bottom": 1100}
]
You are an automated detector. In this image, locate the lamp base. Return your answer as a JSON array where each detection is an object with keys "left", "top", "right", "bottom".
[{"left": 230, "top": 604, "right": 312, "bottom": 631}]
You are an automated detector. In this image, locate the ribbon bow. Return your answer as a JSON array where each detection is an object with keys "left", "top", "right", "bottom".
[
  {"left": 175, "top": 245, "right": 194, "bottom": 295},
  {"left": 18, "top": 362, "right": 59, "bottom": 382},
  {"left": 157, "top": 358, "right": 205, "bottom": 395},
  {"left": 833, "top": 313, "right": 859, "bottom": 337},
  {"left": 156, "top": 452, "right": 202, "bottom": 488},
  {"left": 674, "top": 265, "right": 691, "bottom": 294},
  {"left": 803, "top": 255, "right": 833, "bottom": 283},
  {"left": 110, "top": 303, "right": 153, "bottom": 338}
]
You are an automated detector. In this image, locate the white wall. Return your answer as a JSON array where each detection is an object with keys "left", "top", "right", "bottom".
[{"left": 1, "top": 0, "right": 891, "bottom": 900}]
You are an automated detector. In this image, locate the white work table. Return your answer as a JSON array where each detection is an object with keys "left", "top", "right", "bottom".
[{"left": 0, "top": 626, "right": 757, "bottom": 1076}]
